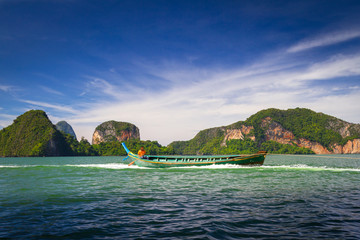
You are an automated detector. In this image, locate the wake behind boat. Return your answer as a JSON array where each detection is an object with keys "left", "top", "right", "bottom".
[{"left": 121, "top": 143, "right": 267, "bottom": 168}]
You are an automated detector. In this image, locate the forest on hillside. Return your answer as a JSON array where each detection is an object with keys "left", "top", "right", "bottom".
[{"left": 2, "top": 108, "right": 359, "bottom": 157}]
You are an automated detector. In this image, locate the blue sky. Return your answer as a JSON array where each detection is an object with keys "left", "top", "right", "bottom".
[{"left": 1, "top": 0, "right": 360, "bottom": 145}]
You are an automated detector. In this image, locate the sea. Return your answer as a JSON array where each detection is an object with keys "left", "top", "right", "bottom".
[{"left": 1, "top": 155, "right": 360, "bottom": 240}]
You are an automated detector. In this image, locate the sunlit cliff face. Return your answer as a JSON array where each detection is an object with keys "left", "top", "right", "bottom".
[{"left": 92, "top": 122, "right": 140, "bottom": 145}]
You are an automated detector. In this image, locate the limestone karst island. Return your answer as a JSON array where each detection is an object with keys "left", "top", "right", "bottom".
[{"left": 0, "top": 108, "right": 359, "bottom": 157}]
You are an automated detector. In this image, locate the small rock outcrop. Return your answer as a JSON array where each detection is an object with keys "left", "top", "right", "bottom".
[
  {"left": 296, "top": 138, "right": 332, "bottom": 154},
  {"left": 56, "top": 121, "right": 77, "bottom": 139},
  {"left": 92, "top": 121, "right": 140, "bottom": 144},
  {"left": 262, "top": 117, "right": 295, "bottom": 145},
  {"left": 221, "top": 125, "right": 255, "bottom": 146},
  {"left": 341, "top": 139, "right": 360, "bottom": 154}
]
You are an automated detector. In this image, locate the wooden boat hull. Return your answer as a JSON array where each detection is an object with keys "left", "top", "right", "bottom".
[
  {"left": 131, "top": 154, "right": 265, "bottom": 168},
  {"left": 122, "top": 143, "right": 266, "bottom": 168}
]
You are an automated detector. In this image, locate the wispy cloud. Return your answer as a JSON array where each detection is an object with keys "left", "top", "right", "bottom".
[
  {"left": 82, "top": 77, "right": 130, "bottom": 100},
  {"left": 0, "top": 113, "right": 16, "bottom": 118},
  {"left": 40, "top": 86, "right": 64, "bottom": 96},
  {"left": 287, "top": 29, "right": 360, "bottom": 53},
  {"left": 68, "top": 50, "right": 360, "bottom": 145},
  {"left": 0, "top": 85, "right": 13, "bottom": 92},
  {"left": 20, "top": 100, "right": 77, "bottom": 114},
  {"left": 0, "top": 113, "right": 17, "bottom": 129},
  {"left": 297, "top": 54, "right": 360, "bottom": 80},
  {"left": 13, "top": 28, "right": 360, "bottom": 145}
]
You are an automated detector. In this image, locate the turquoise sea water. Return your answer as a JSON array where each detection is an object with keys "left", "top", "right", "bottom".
[{"left": 1, "top": 155, "right": 360, "bottom": 239}]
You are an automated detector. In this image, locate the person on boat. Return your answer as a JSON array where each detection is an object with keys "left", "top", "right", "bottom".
[{"left": 138, "top": 146, "right": 146, "bottom": 159}]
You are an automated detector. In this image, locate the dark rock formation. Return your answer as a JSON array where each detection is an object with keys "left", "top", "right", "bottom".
[{"left": 56, "top": 121, "right": 77, "bottom": 139}]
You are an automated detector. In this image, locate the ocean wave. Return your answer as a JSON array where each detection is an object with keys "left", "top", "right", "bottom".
[
  {"left": 0, "top": 163, "right": 141, "bottom": 169},
  {"left": 1, "top": 163, "right": 359, "bottom": 172},
  {"left": 262, "top": 164, "right": 360, "bottom": 172},
  {"left": 64, "top": 163, "right": 145, "bottom": 169},
  {"left": 0, "top": 165, "right": 27, "bottom": 168}
]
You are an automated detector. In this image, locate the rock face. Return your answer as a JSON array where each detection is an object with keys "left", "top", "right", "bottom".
[
  {"left": 262, "top": 117, "right": 360, "bottom": 154},
  {"left": 92, "top": 121, "right": 140, "bottom": 144},
  {"left": 296, "top": 138, "right": 332, "bottom": 154},
  {"left": 338, "top": 123, "right": 351, "bottom": 138},
  {"left": 56, "top": 121, "right": 77, "bottom": 139},
  {"left": 342, "top": 139, "right": 360, "bottom": 154},
  {"left": 262, "top": 117, "right": 295, "bottom": 145},
  {"left": 170, "top": 108, "right": 360, "bottom": 155},
  {"left": 222, "top": 126, "right": 255, "bottom": 146}
]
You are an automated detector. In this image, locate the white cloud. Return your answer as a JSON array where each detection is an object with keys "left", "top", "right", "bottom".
[
  {"left": 297, "top": 54, "right": 360, "bottom": 80},
  {"left": 87, "top": 77, "right": 119, "bottom": 98},
  {"left": 307, "top": 89, "right": 360, "bottom": 124},
  {"left": 13, "top": 28, "right": 359, "bottom": 145},
  {"left": 67, "top": 50, "right": 360, "bottom": 145},
  {"left": 0, "top": 113, "right": 17, "bottom": 130},
  {"left": 20, "top": 100, "right": 78, "bottom": 114},
  {"left": 40, "top": 86, "right": 64, "bottom": 96},
  {"left": 0, "top": 113, "right": 16, "bottom": 119},
  {"left": 288, "top": 29, "right": 360, "bottom": 53},
  {"left": 82, "top": 76, "right": 143, "bottom": 101},
  {"left": 0, "top": 85, "right": 12, "bottom": 92}
]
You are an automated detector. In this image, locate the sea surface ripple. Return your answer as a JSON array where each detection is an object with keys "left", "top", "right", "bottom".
[{"left": 1, "top": 155, "right": 360, "bottom": 239}]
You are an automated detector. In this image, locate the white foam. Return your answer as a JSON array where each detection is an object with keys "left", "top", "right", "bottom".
[
  {"left": 0, "top": 163, "right": 143, "bottom": 169},
  {"left": 262, "top": 164, "right": 360, "bottom": 172},
  {"left": 0, "top": 165, "right": 25, "bottom": 168},
  {"left": 173, "top": 164, "right": 258, "bottom": 169},
  {"left": 64, "top": 163, "right": 145, "bottom": 169}
]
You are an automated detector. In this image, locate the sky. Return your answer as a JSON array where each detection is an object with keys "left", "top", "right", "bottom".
[{"left": 1, "top": 0, "right": 360, "bottom": 145}]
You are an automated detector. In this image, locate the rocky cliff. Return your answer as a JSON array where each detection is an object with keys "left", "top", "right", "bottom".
[
  {"left": 169, "top": 108, "right": 360, "bottom": 154},
  {"left": 261, "top": 117, "right": 360, "bottom": 154},
  {"left": 221, "top": 125, "right": 255, "bottom": 146},
  {"left": 92, "top": 121, "right": 140, "bottom": 144},
  {"left": 56, "top": 121, "right": 77, "bottom": 139}
]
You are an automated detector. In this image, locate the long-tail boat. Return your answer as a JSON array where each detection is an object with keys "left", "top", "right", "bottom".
[{"left": 122, "top": 143, "right": 267, "bottom": 168}]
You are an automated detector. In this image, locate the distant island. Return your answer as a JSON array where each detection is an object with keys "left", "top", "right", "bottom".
[
  {"left": 0, "top": 108, "right": 359, "bottom": 157},
  {"left": 170, "top": 108, "right": 360, "bottom": 155}
]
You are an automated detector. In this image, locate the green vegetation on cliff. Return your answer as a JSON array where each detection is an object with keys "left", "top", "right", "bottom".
[
  {"left": 260, "top": 141, "right": 314, "bottom": 154},
  {"left": 0, "top": 110, "right": 73, "bottom": 156},
  {"left": 96, "top": 121, "right": 134, "bottom": 133},
  {"left": 170, "top": 136, "right": 313, "bottom": 155},
  {"left": 170, "top": 127, "right": 225, "bottom": 155},
  {"left": 242, "top": 108, "right": 360, "bottom": 149},
  {"left": 1, "top": 108, "right": 358, "bottom": 157},
  {"left": 169, "top": 108, "right": 360, "bottom": 155},
  {"left": 93, "top": 120, "right": 140, "bottom": 144},
  {"left": 63, "top": 134, "right": 98, "bottom": 156},
  {"left": 92, "top": 140, "right": 175, "bottom": 156},
  {"left": 0, "top": 110, "right": 173, "bottom": 157}
]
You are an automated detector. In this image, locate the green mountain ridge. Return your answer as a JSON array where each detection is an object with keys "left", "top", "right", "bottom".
[
  {"left": 168, "top": 108, "right": 360, "bottom": 155},
  {"left": 0, "top": 110, "right": 73, "bottom": 156},
  {"left": 242, "top": 108, "right": 360, "bottom": 147},
  {"left": 1, "top": 108, "right": 359, "bottom": 157}
]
